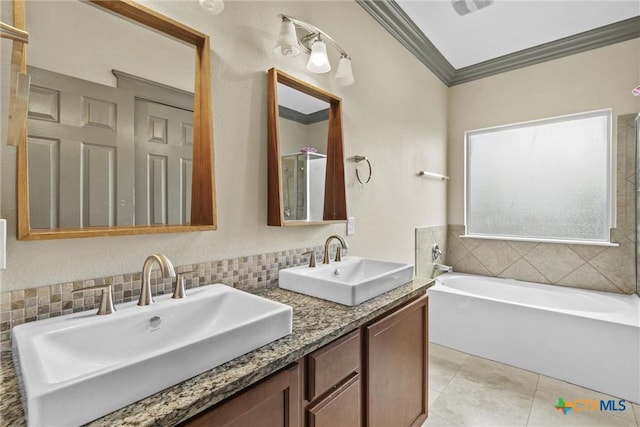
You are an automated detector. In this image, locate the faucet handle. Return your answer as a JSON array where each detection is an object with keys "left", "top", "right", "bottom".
[
  {"left": 302, "top": 250, "right": 317, "bottom": 268},
  {"left": 172, "top": 272, "right": 190, "bottom": 299},
  {"left": 335, "top": 246, "right": 343, "bottom": 262},
  {"left": 72, "top": 284, "right": 116, "bottom": 315}
]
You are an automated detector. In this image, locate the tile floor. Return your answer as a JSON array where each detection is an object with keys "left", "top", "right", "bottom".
[{"left": 424, "top": 343, "right": 640, "bottom": 427}]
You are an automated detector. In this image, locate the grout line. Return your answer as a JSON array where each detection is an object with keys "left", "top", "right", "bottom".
[{"left": 524, "top": 374, "right": 540, "bottom": 427}]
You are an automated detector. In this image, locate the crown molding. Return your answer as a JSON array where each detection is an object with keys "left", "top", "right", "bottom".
[
  {"left": 279, "top": 106, "right": 330, "bottom": 125},
  {"left": 358, "top": 1, "right": 640, "bottom": 87},
  {"left": 356, "top": 0, "right": 455, "bottom": 85}
]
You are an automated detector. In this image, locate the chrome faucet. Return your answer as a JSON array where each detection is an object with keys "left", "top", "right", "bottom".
[
  {"left": 138, "top": 254, "right": 176, "bottom": 306},
  {"left": 433, "top": 263, "right": 453, "bottom": 273},
  {"left": 323, "top": 235, "right": 348, "bottom": 264}
]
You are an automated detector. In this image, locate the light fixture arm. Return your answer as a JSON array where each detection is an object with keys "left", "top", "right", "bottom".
[{"left": 279, "top": 14, "right": 350, "bottom": 59}]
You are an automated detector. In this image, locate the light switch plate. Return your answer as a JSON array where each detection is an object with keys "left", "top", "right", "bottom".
[
  {"left": 0, "top": 219, "right": 6, "bottom": 270},
  {"left": 347, "top": 216, "right": 355, "bottom": 235}
]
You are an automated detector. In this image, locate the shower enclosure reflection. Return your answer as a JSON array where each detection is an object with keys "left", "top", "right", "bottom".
[
  {"left": 281, "top": 152, "right": 326, "bottom": 221},
  {"left": 636, "top": 114, "right": 639, "bottom": 295}
]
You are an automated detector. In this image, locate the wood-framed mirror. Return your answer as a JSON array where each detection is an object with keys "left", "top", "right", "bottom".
[
  {"left": 267, "top": 68, "right": 347, "bottom": 226},
  {"left": 14, "top": 0, "right": 216, "bottom": 240}
]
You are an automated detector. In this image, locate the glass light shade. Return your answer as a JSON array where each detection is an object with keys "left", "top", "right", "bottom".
[
  {"left": 335, "top": 56, "right": 355, "bottom": 86},
  {"left": 274, "top": 19, "right": 300, "bottom": 57},
  {"left": 307, "top": 39, "right": 331, "bottom": 73},
  {"left": 198, "top": 0, "right": 225, "bottom": 15}
]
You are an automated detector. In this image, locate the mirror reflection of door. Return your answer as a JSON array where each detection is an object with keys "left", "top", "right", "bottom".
[
  {"left": 134, "top": 100, "right": 193, "bottom": 225},
  {"left": 27, "top": 67, "right": 134, "bottom": 228},
  {"left": 277, "top": 83, "right": 330, "bottom": 222},
  {"left": 25, "top": 0, "right": 195, "bottom": 229}
]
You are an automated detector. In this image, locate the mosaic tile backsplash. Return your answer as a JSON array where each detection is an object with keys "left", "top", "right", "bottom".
[{"left": 0, "top": 245, "right": 329, "bottom": 352}]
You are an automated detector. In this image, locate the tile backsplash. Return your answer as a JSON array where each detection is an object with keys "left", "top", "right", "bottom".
[{"left": 0, "top": 245, "right": 327, "bottom": 352}]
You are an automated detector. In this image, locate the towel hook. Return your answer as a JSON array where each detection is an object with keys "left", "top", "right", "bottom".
[{"left": 355, "top": 155, "right": 372, "bottom": 184}]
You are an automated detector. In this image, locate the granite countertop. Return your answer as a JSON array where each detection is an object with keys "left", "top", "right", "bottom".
[{"left": 0, "top": 278, "right": 432, "bottom": 427}]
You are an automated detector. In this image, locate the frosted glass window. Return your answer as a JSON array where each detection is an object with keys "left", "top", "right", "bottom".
[{"left": 465, "top": 109, "right": 612, "bottom": 243}]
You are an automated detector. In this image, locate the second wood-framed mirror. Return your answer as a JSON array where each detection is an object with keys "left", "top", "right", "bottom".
[
  {"left": 14, "top": 0, "right": 216, "bottom": 240},
  {"left": 267, "top": 68, "right": 347, "bottom": 226}
]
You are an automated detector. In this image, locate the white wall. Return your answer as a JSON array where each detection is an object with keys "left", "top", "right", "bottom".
[
  {"left": 0, "top": 0, "right": 448, "bottom": 291},
  {"left": 447, "top": 39, "right": 640, "bottom": 224},
  {"left": 26, "top": 0, "right": 194, "bottom": 91}
]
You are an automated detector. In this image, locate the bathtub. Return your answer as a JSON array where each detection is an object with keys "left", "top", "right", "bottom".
[{"left": 429, "top": 272, "right": 640, "bottom": 403}]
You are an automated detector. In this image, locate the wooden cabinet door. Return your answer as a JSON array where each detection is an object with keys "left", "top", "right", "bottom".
[
  {"left": 181, "top": 363, "right": 301, "bottom": 427},
  {"left": 306, "top": 374, "right": 360, "bottom": 427},
  {"left": 365, "top": 295, "right": 428, "bottom": 427}
]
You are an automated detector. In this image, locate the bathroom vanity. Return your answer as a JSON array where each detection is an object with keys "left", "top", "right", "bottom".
[
  {"left": 182, "top": 294, "right": 428, "bottom": 427},
  {"left": 0, "top": 278, "right": 431, "bottom": 426}
]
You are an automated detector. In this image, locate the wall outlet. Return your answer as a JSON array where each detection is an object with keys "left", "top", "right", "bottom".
[{"left": 347, "top": 216, "right": 355, "bottom": 235}]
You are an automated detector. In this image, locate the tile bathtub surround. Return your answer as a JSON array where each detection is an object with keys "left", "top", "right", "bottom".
[
  {"left": 429, "top": 115, "right": 637, "bottom": 295},
  {"left": 445, "top": 224, "right": 636, "bottom": 294},
  {"left": 0, "top": 278, "right": 431, "bottom": 427},
  {"left": 0, "top": 245, "right": 336, "bottom": 352},
  {"left": 415, "top": 225, "right": 449, "bottom": 278}
]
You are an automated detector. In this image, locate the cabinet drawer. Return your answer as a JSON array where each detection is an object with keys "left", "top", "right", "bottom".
[
  {"left": 306, "top": 329, "right": 360, "bottom": 401},
  {"left": 306, "top": 374, "right": 360, "bottom": 427}
]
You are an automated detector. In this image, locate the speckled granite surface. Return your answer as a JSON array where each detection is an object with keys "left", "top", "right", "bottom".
[{"left": 0, "top": 278, "right": 431, "bottom": 427}]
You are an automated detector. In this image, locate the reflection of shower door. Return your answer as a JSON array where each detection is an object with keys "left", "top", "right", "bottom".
[
  {"left": 134, "top": 99, "right": 193, "bottom": 225},
  {"left": 27, "top": 68, "right": 134, "bottom": 228},
  {"left": 280, "top": 153, "right": 326, "bottom": 221},
  {"left": 636, "top": 114, "right": 639, "bottom": 296}
]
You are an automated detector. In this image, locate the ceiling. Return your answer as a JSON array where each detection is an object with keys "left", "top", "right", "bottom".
[
  {"left": 395, "top": 0, "right": 640, "bottom": 69},
  {"left": 358, "top": 0, "right": 640, "bottom": 85}
]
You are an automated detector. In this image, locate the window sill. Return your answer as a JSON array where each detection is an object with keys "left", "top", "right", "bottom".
[{"left": 458, "top": 234, "right": 619, "bottom": 247}]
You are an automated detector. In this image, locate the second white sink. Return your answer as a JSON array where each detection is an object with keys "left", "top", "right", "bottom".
[
  {"left": 12, "top": 284, "right": 292, "bottom": 427},
  {"left": 278, "top": 256, "right": 414, "bottom": 306}
]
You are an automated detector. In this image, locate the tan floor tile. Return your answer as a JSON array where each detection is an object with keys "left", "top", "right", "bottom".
[
  {"left": 430, "top": 376, "right": 533, "bottom": 427},
  {"left": 429, "top": 388, "right": 441, "bottom": 407},
  {"left": 429, "top": 357, "right": 537, "bottom": 427},
  {"left": 527, "top": 376, "right": 637, "bottom": 427},
  {"left": 422, "top": 413, "right": 461, "bottom": 427},
  {"left": 455, "top": 356, "right": 539, "bottom": 393},
  {"left": 429, "top": 343, "right": 469, "bottom": 392}
]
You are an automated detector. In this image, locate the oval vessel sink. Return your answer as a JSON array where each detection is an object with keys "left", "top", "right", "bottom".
[
  {"left": 12, "top": 284, "right": 292, "bottom": 426},
  {"left": 278, "top": 256, "right": 414, "bottom": 306}
]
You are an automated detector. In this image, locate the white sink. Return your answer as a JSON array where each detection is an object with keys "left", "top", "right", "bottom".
[
  {"left": 279, "top": 256, "right": 414, "bottom": 306},
  {"left": 12, "top": 284, "right": 292, "bottom": 427}
]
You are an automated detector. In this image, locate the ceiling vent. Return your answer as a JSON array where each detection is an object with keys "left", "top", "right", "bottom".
[{"left": 451, "top": 0, "right": 493, "bottom": 16}]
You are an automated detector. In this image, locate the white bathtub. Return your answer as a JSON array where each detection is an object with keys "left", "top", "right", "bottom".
[{"left": 429, "top": 272, "right": 640, "bottom": 403}]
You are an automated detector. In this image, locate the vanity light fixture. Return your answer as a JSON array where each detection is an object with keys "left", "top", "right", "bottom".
[
  {"left": 274, "top": 14, "right": 355, "bottom": 86},
  {"left": 307, "top": 36, "right": 331, "bottom": 73}
]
